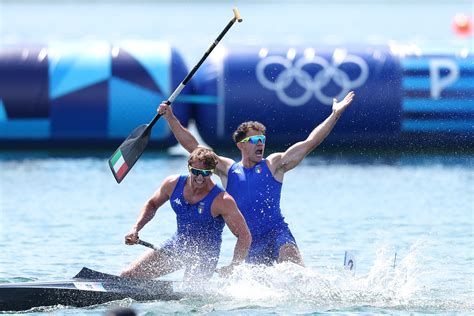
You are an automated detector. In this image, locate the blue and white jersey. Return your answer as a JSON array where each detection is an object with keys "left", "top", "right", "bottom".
[
  {"left": 226, "top": 159, "right": 288, "bottom": 239},
  {"left": 168, "top": 175, "right": 225, "bottom": 256}
]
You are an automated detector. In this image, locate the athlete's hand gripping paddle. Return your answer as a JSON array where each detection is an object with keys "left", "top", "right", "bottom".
[{"left": 109, "top": 8, "right": 243, "bottom": 183}]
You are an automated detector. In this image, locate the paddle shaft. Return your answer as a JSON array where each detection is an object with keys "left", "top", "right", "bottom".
[
  {"left": 137, "top": 239, "right": 160, "bottom": 251},
  {"left": 137, "top": 240, "right": 181, "bottom": 260},
  {"left": 145, "top": 10, "right": 242, "bottom": 134},
  {"left": 109, "top": 8, "right": 242, "bottom": 184}
]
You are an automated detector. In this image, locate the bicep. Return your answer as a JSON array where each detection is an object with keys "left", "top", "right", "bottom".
[
  {"left": 149, "top": 176, "right": 176, "bottom": 209},
  {"left": 269, "top": 141, "right": 309, "bottom": 173},
  {"left": 148, "top": 189, "right": 168, "bottom": 210},
  {"left": 216, "top": 195, "right": 248, "bottom": 237}
]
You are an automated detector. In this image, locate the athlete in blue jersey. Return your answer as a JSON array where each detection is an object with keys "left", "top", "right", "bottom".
[
  {"left": 157, "top": 91, "right": 355, "bottom": 266},
  {"left": 121, "top": 147, "right": 251, "bottom": 281}
]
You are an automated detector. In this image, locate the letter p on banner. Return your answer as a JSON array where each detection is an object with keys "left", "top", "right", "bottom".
[{"left": 429, "top": 59, "right": 459, "bottom": 99}]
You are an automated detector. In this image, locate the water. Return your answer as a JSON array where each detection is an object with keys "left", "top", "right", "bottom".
[{"left": 0, "top": 152, "right": 472, "bottom": 314}]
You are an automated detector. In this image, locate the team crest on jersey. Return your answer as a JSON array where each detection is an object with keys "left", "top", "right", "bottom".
[
  {"left": 255, "top": 165, "right": 262, "bottom": 174},
  {"left": 198, "top": 202, "right": 205, "bottom": 214}
]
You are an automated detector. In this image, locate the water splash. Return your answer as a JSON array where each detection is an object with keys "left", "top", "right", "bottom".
[{"left": 171, "top": 243, "right": 473, "bottom": 314}]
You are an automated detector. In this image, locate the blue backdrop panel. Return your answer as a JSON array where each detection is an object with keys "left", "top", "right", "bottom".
[
  {"left": 48, "top": 42, "right": 110, "bottom": 139},
  {"left": 401, "top": 54, "right": 474, "bottom": 134},
  {"left": 109, "top": 42, "right": 192, "bottom": 144},
  {"left": 169, "top": 48, "right": 193, "bottom": 129},
  {"left": 194, "top": 45, "right": 402, "bottom": 148},
  {"left": 111, "top": 46, "right": 163, "bottom": 94},
  {"left": 51, "top": 81, "right": 108, "bottom": 139},
  {"left": 0, "top": 118, "right": 50, "bottom": 139},
  {"left": 0, "top": 97, "right": 49, "bottom": 138},
  {"left": 49, "top": 42, "right": 111, "bottom": 100},
  {"left": 0, "top": 46, "right": 50, "bottom": 118},
  {"left": 1, "top": 41, "right": 470, "bottom": 149},
  {"left": 0, "top": 41, "right": 192, "bottom": 146},
  {"left": 108, "top": 77, "right": 169, "bottom": 140},
  {"left": 0, "top": 99, "right": 6, "bottom": 121}
]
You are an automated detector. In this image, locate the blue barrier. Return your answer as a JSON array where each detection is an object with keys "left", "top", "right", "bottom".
[
  {"left": 194, "top": 44, "right": 473, "bottom": 149},
  {"left": 0, "top": 42, "right": 472, "bottom": 150},
  {"left": 0, "top": 41, "right": 192, "bottom": 147},
  {"left": 400, "top": 53, "right": 474, "bottom": 134}
]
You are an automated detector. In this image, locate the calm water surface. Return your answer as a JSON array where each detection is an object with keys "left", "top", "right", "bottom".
[{"left": 0, "top": 152, "right": 472, "bottom": 314}]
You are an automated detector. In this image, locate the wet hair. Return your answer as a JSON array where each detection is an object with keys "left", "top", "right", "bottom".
[
  {"left": 188, "top": 146, "right": 219, "bottom": 170},
  {"left": 232, "top": 121, "right": 266, "bottom": 143}
]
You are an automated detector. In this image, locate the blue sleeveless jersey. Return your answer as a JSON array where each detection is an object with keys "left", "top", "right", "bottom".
[
  {"left": 168, "top": 175, "right": 225, "bottom": 257},
  {"left": 226, "top": 159, "right": 288, "bottom": 239}
]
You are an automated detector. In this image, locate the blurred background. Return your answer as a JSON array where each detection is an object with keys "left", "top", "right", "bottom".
[
  {"left": 2, "top": 0, "right": 473, "bottom": 59},
  {"left": 0, "top": 0, "right": 472, "bottom": 150}
]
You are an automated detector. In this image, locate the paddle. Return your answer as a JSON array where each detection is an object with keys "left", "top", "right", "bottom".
[
  {"left": 137, "top": 239, "right": 159, "bottom": 251},
  {"left": 109, "top": 8, "right": 243, "bottom": 183}
]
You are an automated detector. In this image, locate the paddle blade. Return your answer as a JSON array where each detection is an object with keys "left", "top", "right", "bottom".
[{"left": 109, "top": 124, "right": 151, "bottom": 183}]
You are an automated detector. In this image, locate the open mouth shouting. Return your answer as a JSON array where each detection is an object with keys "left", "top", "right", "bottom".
[
  {"left": 188, "top": 165, "right": 214, "bottom": 186},
  {"left": 193, "top": 175, "right": 206, "bottom": 185}
]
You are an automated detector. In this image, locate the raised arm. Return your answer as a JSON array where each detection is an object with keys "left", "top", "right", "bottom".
[
  {"left": 212, "top": 192, "right": 251, "bottom": 277},
  {"left": 158, "top": 102, "right": 235, "bottom": 179},
  {"left": 267, "top": 91, "right": 355, "bottom": 179},
  {"left": 124, "top": 175, "right": 178, "bottom": 245},
  {"left": 158, "top": 102, "right": 199, "bottom": 153}
]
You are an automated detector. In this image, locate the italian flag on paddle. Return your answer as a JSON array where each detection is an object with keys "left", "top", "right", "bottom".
[
  {"left": 107, "top": 8, "right": 243, "bottom": 184},
  {"left": 110, "top": 149, "right": 129, "bottom": 182},
  {"left": 108, "top": 124, "right": 151, "bottom": 183}
]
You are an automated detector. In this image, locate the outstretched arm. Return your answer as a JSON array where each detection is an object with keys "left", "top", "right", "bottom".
[
  {"left": 158, "top": 103, "right": 199, "bottom": 154},
  {"left": 268, "top": 91, "right": 355, "bottom": 178},
  {"left": 157, "top": 102, "right": 234, "bottom": 178},
  {"left": 124, "top": 175, "right": 178, "bottom": 245},
  {"left": 212, "top": 192, "right": 251, "bottom": 277}
]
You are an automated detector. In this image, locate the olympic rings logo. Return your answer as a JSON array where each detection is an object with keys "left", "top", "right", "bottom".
[{"left": 256, "top": 53, "right": 369, "bottom": 106}]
